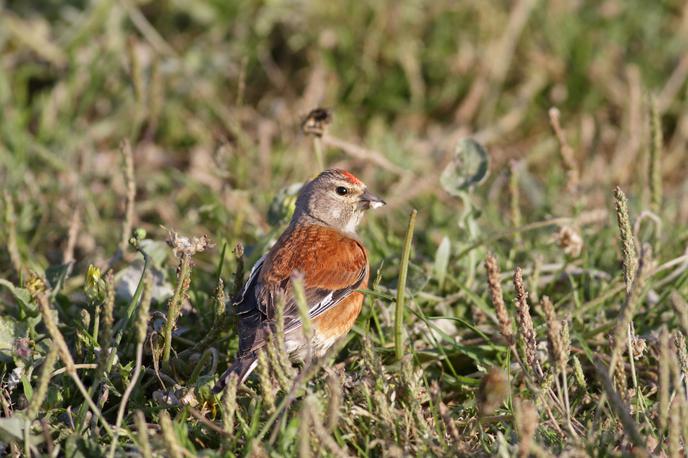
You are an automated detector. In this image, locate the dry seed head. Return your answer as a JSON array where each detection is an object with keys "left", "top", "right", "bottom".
[
  {"left": 485, "top": 254, "right": 513, "bottom": 346},
  {"left": 541, "top": 296, "right": 563, "bottom": 372},
  {"left": 613, "top": 186, "right": 638, "bottom": 293},
  {"left": 222, "top": 373, "right": 238, "bottom": 435},
  {"left": 673, "top": 330, "right": 688, "bottom": 398},
  {"left": 555, "top": 225, "right": 583, "bottom": 257},
  {"left": 573, "top": 355, "right": 587, "bottom": 390},
  {"left": 136, "top": 275, "right": 153, "bottom": 344},
  {"left": 477, "top": 367, "right": 509, "bottom": 417},
  {"left": 301, "top": 107, "right": 333, "bottom": 137},
  {"left": 513, "top": 267, "right": 541, "bottom": 377}
]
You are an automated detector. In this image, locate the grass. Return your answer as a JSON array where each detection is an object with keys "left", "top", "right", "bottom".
[{"left": 1, "top": 0, "right": 688, "bottom": 456}]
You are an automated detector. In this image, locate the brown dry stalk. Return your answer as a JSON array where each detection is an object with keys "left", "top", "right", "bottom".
[
  {"left": 119, "top": 139, "right": 137, "bottom": 254},
  {"left": 548, "top": 107, "right": 580, "bottom": 193},
  {"left": 671, "top": 291, "right": 688, "bottom": 337},
  {"left": 509, "top": 161, "right": 522, "bottom": 244},
  {"left": 659, "top": 327, "right": 671, "bottom": 436},
  {"left": 3, "top": 191, "right": 24, "bottom": 276},
  {"left": 27, "top": 346, "right": 58, "bottom": 419},
  {"left": 222, "top": 373, "right": 238, "bottom": 435},
  {"left": 326, "top": 370, "right": 342, "bottom": 432},
  {"left": 485, "top": 254, "right": 513, "bottom": 345},
  {"left": 63, "top": 208, "right": 80, "bottom": 265},
  {"left": 134, "top": 411, "right": 152, "bottom": 458},
  {"left": 257, "top": 350, "right": 276, "bottom": 414},
  {"left": 514, "top": 398, "right": 538, "bottom": 458},
  {"left": 513, "top": 267, "right": 542, "bottom": 378},
  {"left": 305, "top": 395, "right": 350, "bottom": 458},
  {"left": 648, "top": 96, "right": 663, "bottom": 214},
  {"left": 594, "top": 360, "right": 645, "bottom": 450}
]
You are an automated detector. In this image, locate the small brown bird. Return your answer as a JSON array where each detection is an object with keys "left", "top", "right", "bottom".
[{"left": 214, "top": 169, "right": 385, "bottom": 393}]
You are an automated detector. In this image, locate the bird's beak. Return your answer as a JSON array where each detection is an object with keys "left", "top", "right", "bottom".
[{"left": 359, "top": 190, "right": 386, "bottom": 209}]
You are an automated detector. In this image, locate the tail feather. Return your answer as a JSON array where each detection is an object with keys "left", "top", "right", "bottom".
[{"left": 212, "top": 356, "right": 258, "bottom": 394}]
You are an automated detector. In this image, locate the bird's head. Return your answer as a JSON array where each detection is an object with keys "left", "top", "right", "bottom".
[{"left": 292, "top": 169, "right": 385, "bottom": 233}]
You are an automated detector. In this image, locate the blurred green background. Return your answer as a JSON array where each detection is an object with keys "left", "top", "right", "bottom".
[{"left": 2, "top": 0, "right": 688, "bottom": 455}]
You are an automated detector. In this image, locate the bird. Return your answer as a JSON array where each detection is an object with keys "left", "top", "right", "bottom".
[{"left": 213, "top": 169, "right": 385, "bottom": 393}]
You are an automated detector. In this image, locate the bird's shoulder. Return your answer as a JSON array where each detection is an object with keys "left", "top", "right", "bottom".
[{"left": 260, "top": 223, "right": 368, "bottom": 287}]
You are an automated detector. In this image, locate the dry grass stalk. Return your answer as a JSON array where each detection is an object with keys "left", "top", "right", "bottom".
[
  {"left": 509, "top": 161, "right": 522, "bottom": 244},
  {"left": 159, "top": 411, "right": 183, "bottom": 458},
  {"left": 548, "top": 107, "right": 580, "bottom": 193},
  {"left": 670, "top": 291, "right": 688, "bottom": 336},
  {"left": 669, "top": 396, "right": 681, "bottom": 458},
  {"left": 231, "top": 242, "right": 245, "bottom": 299},
  {"left": 298, "top": 398, "right": 313, "bottom": 458},
  {"left": 659, "top": 327, "right": 671, "bottom": 436},
  {"left": 513, "top": 267, "right": 542, "bottom": 378},
  {"left": 34, "top": 286, "right": 113, "bottom": 436},
  {"left": 134, "top": 410, "right": 153, "bottom": 458},
  {"left": 326, "top": 370, "right": 342, "bottom": 432},
  {"left": 265, "top": 335, "right": 291, "bottom": 392},
  {"left": 608, "top": 251, "right": 648, "bottom": 382},
  {"left": 97, "top": 271, "right": 115, "bottom": 378},
  {"left": 513, "top": 398, "right": 538, "bottom": 458},
  {"left": 485, "top": 254, "right": 513, "bottom": 346},
  {"left": 593, "top": 360, "right": 645, "bottom": 450},
  {"left": 62, "top": 208, "right": 80, "bottom": 265},
  {"left": 119, "top": 139, "right": 137, "bottom": 254},
  {"left": 648, "top": 96, "right": 663, "bottom": 214},
  {"left": 27, "top": 346, "right": 58, "bottom": 419},
  {"left": 222, "top": 373, "right": 238, "bottom": 435},
  {"left": 257, "top": 350, "right": 276, "bottom": 414},
  {"left": 3, "top": 191, "right": 24, "bottom": 277},
  {"left": 541, "top": 296, "right": 562, "bottom": 373},
  {"left": 674, "top": 330, "right": 688, "bottom": 399},
  {"left": 305, "top": 395, "right": 350, "bottom": 458},
  {"left": 613, "top": 186, "right": 638, "bottom": 293}
]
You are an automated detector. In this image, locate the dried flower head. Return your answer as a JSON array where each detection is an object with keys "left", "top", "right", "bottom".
[
  {"left": 301, "top": 107, "right": 333, "bottom": 137},
  {"left": 164, "top": 227, "right": 213, "bottom": 258},
  {"left": 555, "top": 225, "right": 583, "bottom": 257},
  {"left": 477, "top": 367, "right": 509, "bottom": 417},
  {"left": 485, "top": 254, "right": 513, "bottom": 346}
]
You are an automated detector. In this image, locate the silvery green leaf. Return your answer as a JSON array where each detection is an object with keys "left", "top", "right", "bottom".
[{"left": 440, "top": 138, "right": 490, "bottom": 196}]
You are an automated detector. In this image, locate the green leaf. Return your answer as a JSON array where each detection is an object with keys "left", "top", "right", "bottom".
[
  {"left": 440, "top": 138, "right": 490, "bottom": 196},
  {"left": 0, "top": 279, "right": 32, "bottom": 309},
  {"left": 45, "top": 262, "right": 71, "bottom": 294},
  {"left": 433, "top": 236, "right": 450, "bottom": 289},
  {"left": 0, "top": 315, "right": 18, "bottom": 362}
]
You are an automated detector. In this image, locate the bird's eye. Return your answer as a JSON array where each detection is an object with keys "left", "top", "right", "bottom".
[{"left": 335, "top": 186, "right": 348, "bottom": 196}]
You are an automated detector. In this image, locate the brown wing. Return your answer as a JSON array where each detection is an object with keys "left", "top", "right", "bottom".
[{"left": 256, "top": 224, "right": 368, "bottom": 333}]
